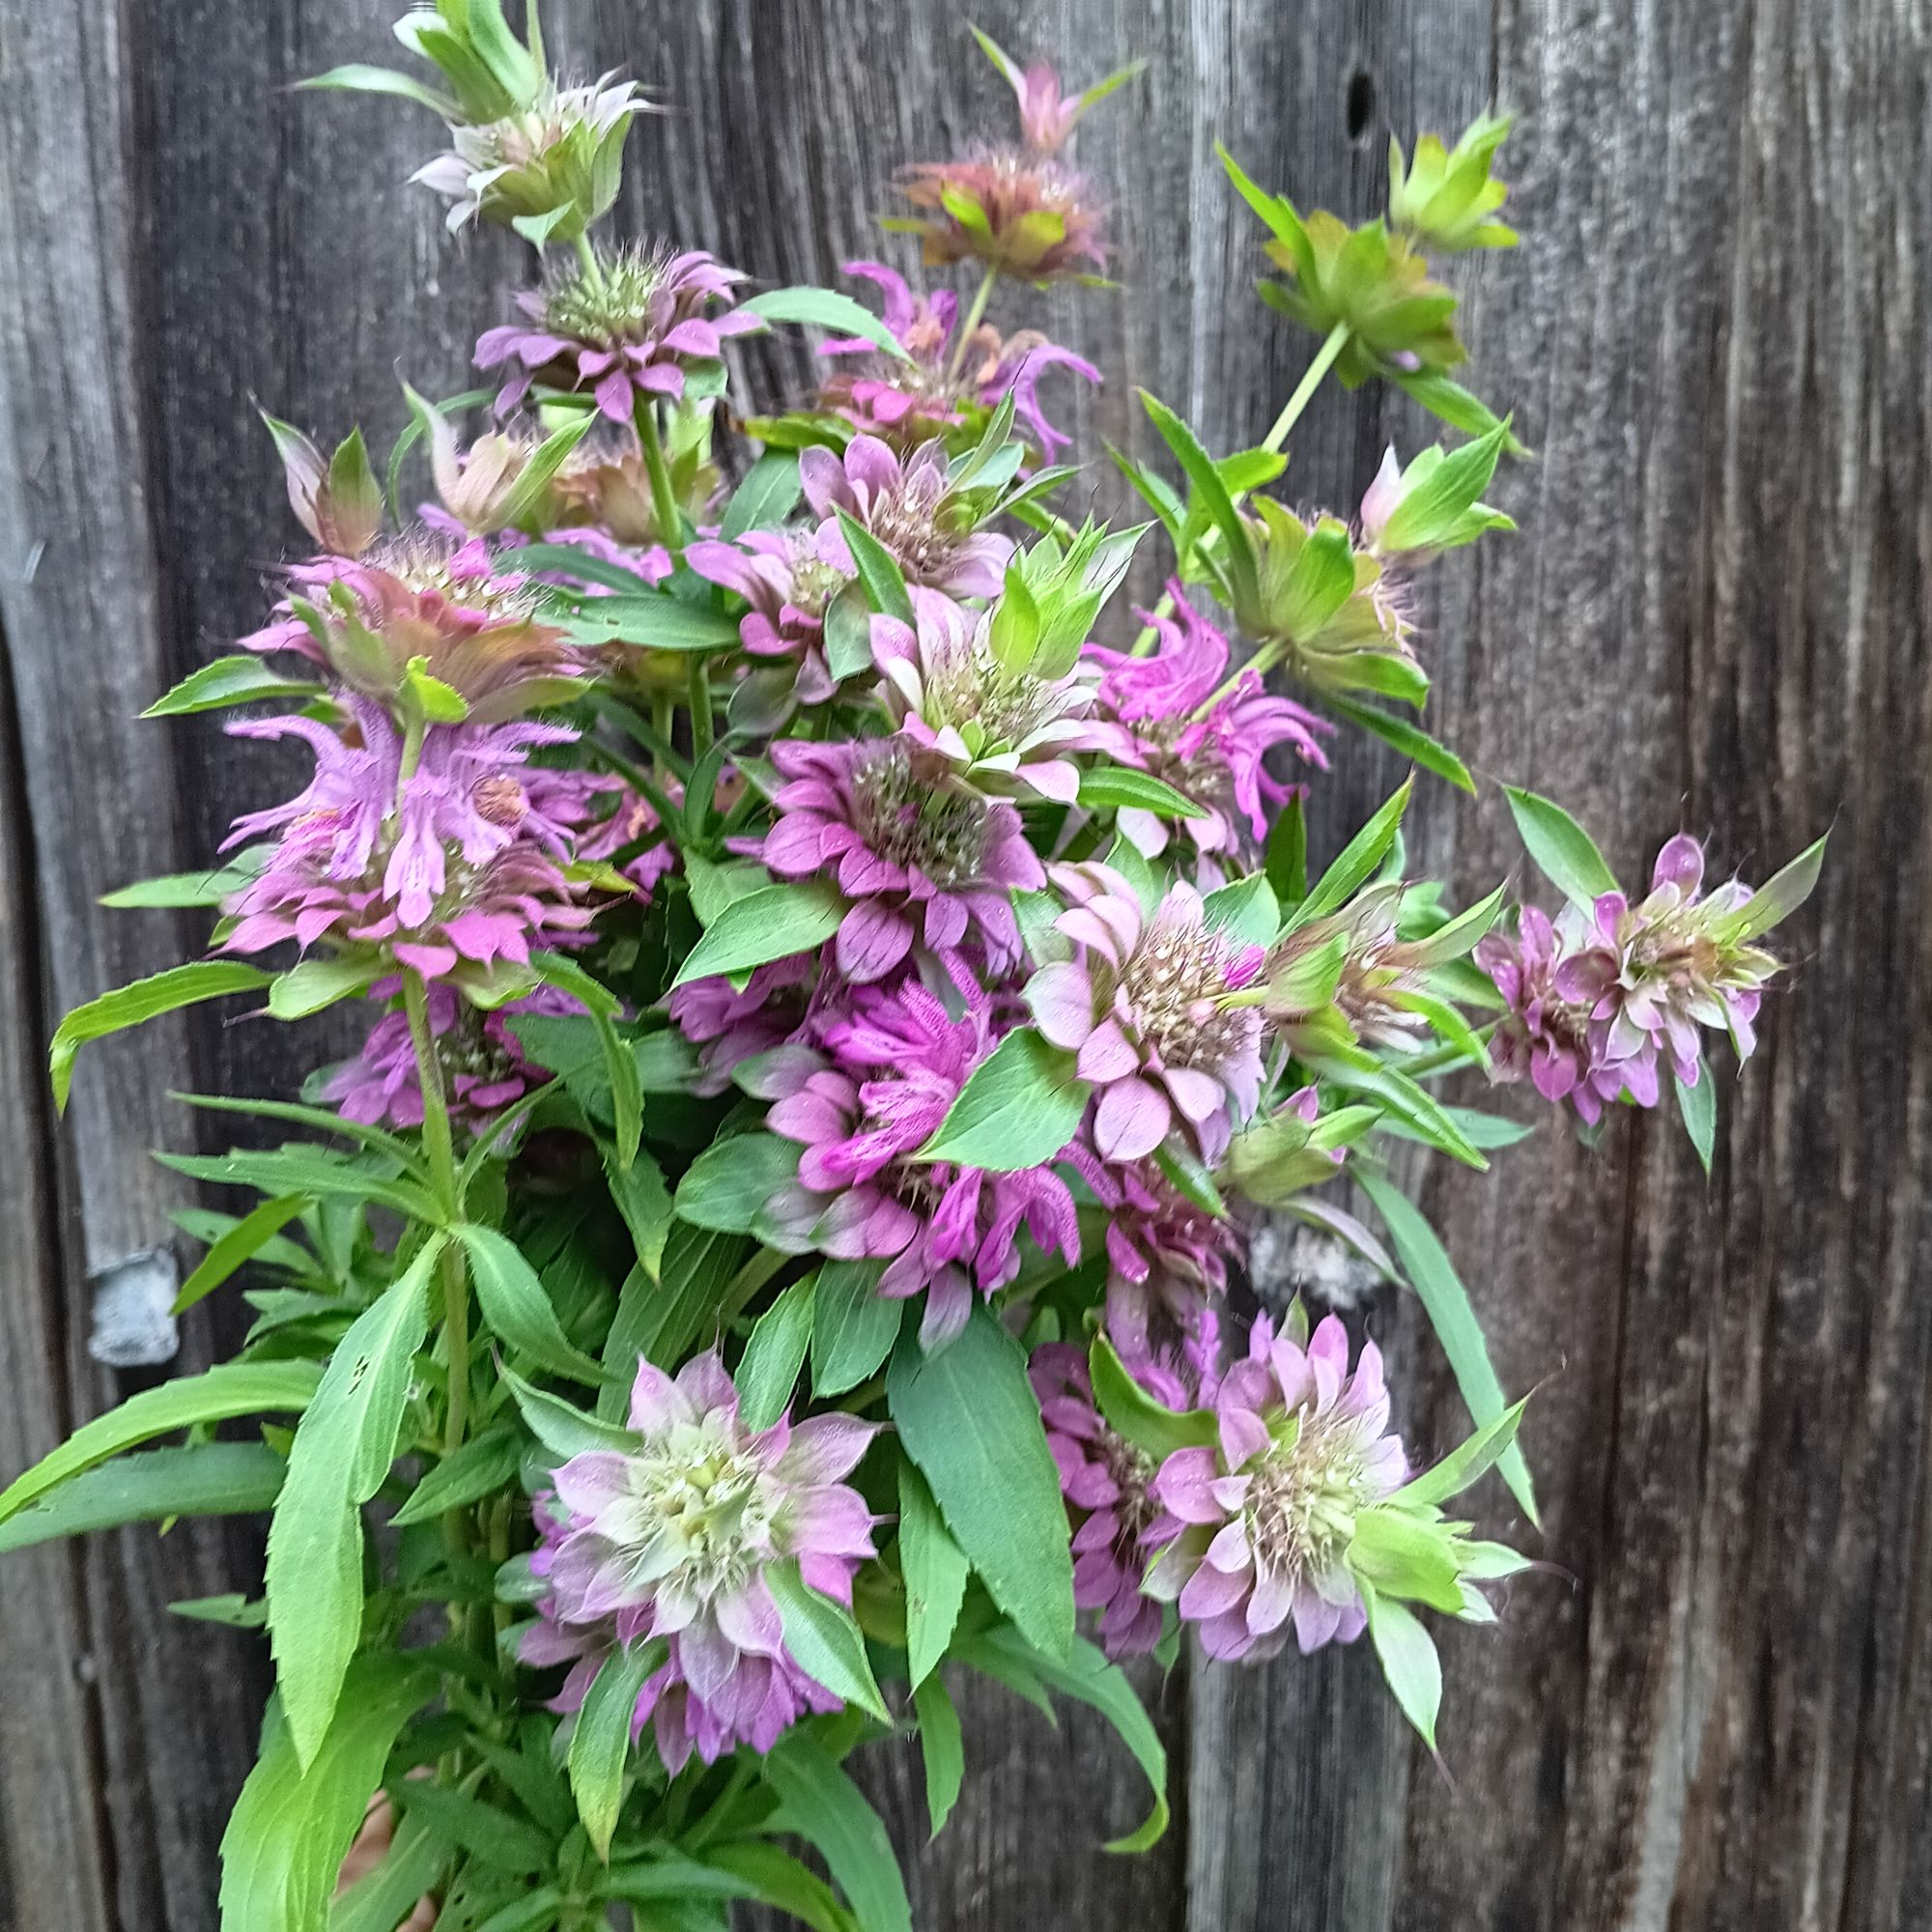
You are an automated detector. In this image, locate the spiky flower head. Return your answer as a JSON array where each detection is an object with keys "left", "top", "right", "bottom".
[
  {"left": 1026, "top": 866, "right": 1265, "bottom": 1164},
  {"left": 800, "top": 436, "right": 1013, "bottom": 599},
  {"left": 1477, "top": 902, "right": 1630, "bottom": 1122},
  {"left": 685, "top": 527, "right": 854, "bottom": 711},
  {"left": 893, "top": 153, "right": 1111, "bottom": 283},
  {"left": 816, "top": 262, "right": 1099, "bottom": 458},
  {"left": 1086, "top": 582, "right": 1330, "bottom": 863},
  {"left": 759, "top": 736, "right": 1044, "bottom": 983},
  {"left": 1387, "top": 115, "right": 1517, "bottom": 254},
  {"left": 274, "top": 540, "right": 591, "bottom": 726},
  {"left": 871, "top": 582, "right": 1110, "bottom": 805},
  {"left": 765, "top": 983, "right": 1080, "bottom": 1349},
  {"left": 526, "top": 1351, "right": 878, "bottom": 1774},
  {"left": 1566, "top": 835, "right": 1791, "bottom": 1091},
  {"left": 412, "top": 74, "right": 649, "bottom": 238},
  {"left": 323, "top": 979, "right": 581, "bottom": 1130},
  {"left": 1232, "top": 501, "right": 1425, "bottom": 705},
  {"left": 1145, "top": 1312, "right": 1406, "bottom": 1659},
  {"left": 218, "top": 698, "right": 598, "bottom": 984},
  {"left": 1031, "top": 1342, "right": 1182, "bottom": 1659},
  {"left": 477, "top": 244, "right": 761, "bottom": 423}
]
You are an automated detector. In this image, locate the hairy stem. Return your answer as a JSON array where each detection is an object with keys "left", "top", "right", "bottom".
[{"left": 636, "top": 398, "right": 684, "bottom": 553}]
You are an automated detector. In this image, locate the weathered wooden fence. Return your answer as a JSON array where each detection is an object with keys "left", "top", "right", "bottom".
[{"left": 1, "top": 0, "right": 1927, "bottom": 1926}]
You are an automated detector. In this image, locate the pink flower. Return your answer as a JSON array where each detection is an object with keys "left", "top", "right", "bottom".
[
  {"left": 1026, "top": 867, "right": 1265, "bottom": 1163},
  {"left": 219, "top": 698, "right": 597, "bottom": 980},
  {"left": 322, "top": 980, "right": 582, "bottom": 1130},
  {"left": 871, "top": 594, "right": 1109, "bottom": 804},
  {"left": 1030, "top": 1344, "right": 1174, "bottom": 1658},
  {"left": 1066, "top": 1149, "right": 1236, "bottom": 1369},
  {"left": 523, "top": 1350, "right": 878, "bottom": 1775},
  {"left": 896, "top": 152, "right": 1111, "bottom": 283},
  {"left": 1086, "top": 583, "right": 1330, "bottom": 861},
  {"left": 685, "top": 528, "right": 853, "bottom": 707},
  {"left": 1477, "top": 905, "right": 1629, "bottom": 1122},
  {"left": 817, "top": 262, "right": 1099, "bottom": 458},
  {"left": 765, "top": 983, "right": 1080, "bottom": 1350},
  {"left": 1144, "top": 1314, "right": 1406, "bottom": 1660},
  {"left": 759, "top": 737, "right": 1044, "bottom": 983},
  {"left": 668, "top": 955, "right": 819, "bottom": 1096},
  {"left": 799, "top": 436, "right": 1012, "bottom": 598},
  {"left": 1570, "top": 835, "right": 1777, "bottom": 1091},
  {"left": 476, "top": 244, "right": 762, "bottom": 424}
]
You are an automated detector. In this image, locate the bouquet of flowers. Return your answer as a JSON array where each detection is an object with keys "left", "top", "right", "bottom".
[{"left": 1, "top": 7, "right": 1825, "bottom": 1929}]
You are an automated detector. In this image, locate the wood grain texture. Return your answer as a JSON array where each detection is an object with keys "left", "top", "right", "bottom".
[{"left": 0, "top": 0, "right": 1925, "bottom": 1927}]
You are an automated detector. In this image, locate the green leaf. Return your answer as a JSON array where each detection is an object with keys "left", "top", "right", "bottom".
[
  {"left": 834, "top": 507, "right": 917, "bottom": 625},
  {"left": 50, "top": 961, "right": 272, "bottom": 1110},
  {"left": 502, "top": 1365, "right": 638, "bottom": 1462},
  {"left": 570, "top": 1639, "right": 667, "bottom": 1860},
  {"left": 721, "top": 450, "right": 805, "bottom": 538},
  {"left": 388, "top": 1425, "right": 524, "bottom": 1527},
  {"left": 561, "top": 593, "right": 746, "bottom": 653},
  {"left": 912, "top": 1674, "right": 964, "bottom": 1839},
  {"left": 1315, "top": 1055, "right": 1488, "bottom": 1169},
  {"left": 768, "top": 1560, "right": 891, "bottom": 1722},
  {"left": 1361, "top": 1582, "right": 1442, "bottom": 1749},
  {"left": 741, "top": 286, "right": 915, "bottom": 363},
  {"left": 268, "top": 956, "right": 379, "bottom": 1020},
  {"left": 386, "top": 1781, "right": 555, "bottom": 1876},
  {"left": 1347, "top": 1505, "right": 1465, "bottom": 1612},
  {"left": 265, "top": 1236, "right": 443, "bottom": 1767},
  {"left": 455, "top": 1224, "right": 606, "bottom": 1383},
  {"left": 898, "top": 1461, "right": 968, "bottom": 1689},
  {"left": 1200, "top": 872, "right": 1281, "bottom": 946},
  {"left": 695, "top": 1843, "right": 856, "bottom": 1932},
  {"left": 763, "top": 1733, "right": 914, "bottom": 1932},
  {"left": 673, "top": 1132, "right": 800, "bottom": 1236},
  {"left": 1391, "top": 369, "right": 1523, "bottom": 450},
  {"left": 1138, "top": 391, "right": 1256, "bottom": 611},
  {"left": 916, "top": 1028, "right": 1089, "bottom": 1172},
  {"left": 1501, "top": 784, "right": 1620, "bottom": 910},
  {"left": 669, "top": 879, "right": 847, "bottom": 987},
  {"left": 143, "top": 654, "right": 325, "bottom": 718},
  {"left": 958, "top": 1628, "right": 1169, "bottom": 1852},
  {"left": 510, "top": 542, "right": 659, "bottom": 593},
  {"left": 1721, "top": 832, "right": 1829, "bottom": 943},
  {"left": 100, "top": 849, "right": 269, "bottom": 908},
  {"left": 531, "top": 952, "right": 639, "bottom": 1170},
  {"left": 1321, "top": 695, "right": 1475, "bottom": 792},
  {"left": 1289, "top": 780, "right": 1413, "bottom": 929},
  {"left": 169, "top": 1593, "right": 270, "bottom": 1628},
  {"left": 1392, "top": 1394, "right": 1531, "bottom": 1513},
  {"left": 0, "top": 1442, "right": 286, "bottom": 1552},
  {"left": 1074, "top": 766, "right": 1208, "bottom": 819},
  {"left": 605, "top": 1140, "right": 673, "bottom": 1280},
  {"left": 1673, "top": 1061, "right": 1717, "bottom": 1175},
  {"left": 157, "top": 1146, "right": 440, "bottom": 1225},
  {"left": 168, "top": 1090, "right": 428, "bottom": 1176},
  {"left": 1088, "top": 1333, "right": 1217, "bottom": 1461},
  {"left": 217, "top": 1655, "right": 435, "bottom": 1932},
  {"left": 1265, "top": 794, "right": 1308, "bottom": 904},
  {"left": 297, "top": 61, "right": 458, "bottom": 117},
  {"left": 823, "top": 582, "right": 878, "bottom": 682},
  {"left": 0, "top": 1360, "right": 319, "bottom": 1525},
  {"left": 810, "top": 1259, "right": 899, "bottom": 1396},
  {"left": 736, "top": 1275, "right": 815, "bottom": 1430},
  {"left": 1353, "top": 1165, "right": 1538, "bottom": 1525},
  {"left": 174, "top": 1194, "right": 313, "bottom": 1314},
  {"left": 888, "top": 1311, "right": 1074, "bottom": 1660}
]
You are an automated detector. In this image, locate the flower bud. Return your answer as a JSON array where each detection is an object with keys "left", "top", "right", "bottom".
[
  {"left": 1387, "top": 115, "right": 1517, "bottom": 254},
  {"left": 1359, "top": 424, "right": 1516, "bottom": 564},
  {"left": 260, "top": 415, "right": 383, "bottom": 558}
]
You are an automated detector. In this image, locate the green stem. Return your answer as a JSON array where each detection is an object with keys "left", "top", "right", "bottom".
[
  {"left": 946, "top": 263, "right": 999, "bottom": 381},
  {"left": 1130, "top": 322, "right": 1353, "bottom": 657},
  {"left": 571, "top": 230, "right": 607, "bottom": 296},
  {"left": 688, "top": 655, "right": 714, "bottom": 758},
  {"left": 1262, "top": 320, "right": 1351, "bottom": 453},
  {"left": 403, "top": 973, "right": 469, "bottom": 1465},
  {"left": 635, "top": 398, "right": 684, "bottom": 553}
]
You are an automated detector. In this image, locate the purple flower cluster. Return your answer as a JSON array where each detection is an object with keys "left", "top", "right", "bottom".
[{"left": 1480, "top": 834, "right": 1782, "bottom": 1122}]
